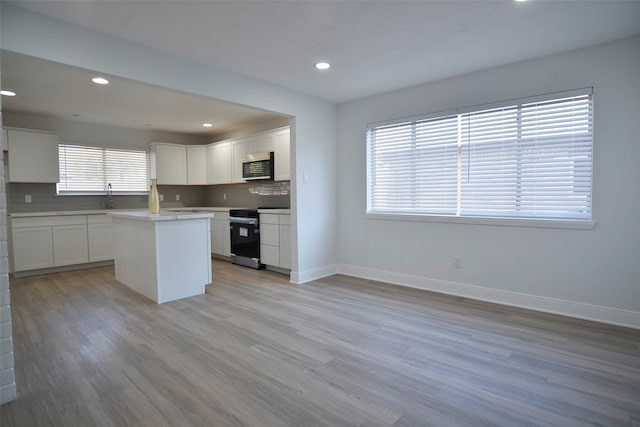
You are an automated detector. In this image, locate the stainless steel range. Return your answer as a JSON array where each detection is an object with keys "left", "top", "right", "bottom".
[{"left": 229, "top": 209, "right": 265, "bottom": 269}]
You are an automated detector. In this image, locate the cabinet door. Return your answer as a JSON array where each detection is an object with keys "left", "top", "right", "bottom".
[
  {"left": 259, "top": 132, "right": 276, "bottom": 153},
  {"left": 223, "top": 221, "right": 231, "bottom": 257},
  {"left": 12, "top": 227, "right": 54, "bottom": 271},
  {"left": 274, "top": 129, "right": 290, "bottom": 181},
  {"left": 211, "top": 219, "right": 225, "bottom": 256},
  {"left": 186, "top": 145, "right": 207, "bottom": 185},
  {"left": 244, "top": 136, "right": 260, "bottom": 155},
  {"left": 7, "top": 129, "right": 59, "bottom": 183},
  {"left": 207, "top": 142, "right": 232, "bottom": 184},
  {"left": 88, "top": 223, "right": 114, "bottom": 262},
  {"left": 260, "top": 223, "right": 279, "bottom": 246},
  {"left": 52, "top": 225, "right": 89, "bottom": 266},
  {"left": 279, "top": 224, "right": 291, "bottom": 269},
  {"left": 153, "top": 143, "right": 187, "bottom": 185},
  {"left": 231, "top": 139, "right": 246, "bottom": 183}
]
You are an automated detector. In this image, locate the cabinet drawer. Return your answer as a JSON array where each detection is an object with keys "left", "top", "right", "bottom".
[
  {"left": 260, "top": 244, "right": 280, "bottom": 267},
  {"left": 213, "top": 211, "right": 229, "bottom": 221},
  {"left": 260, "top": 214, "right": 279, "bottom": 225},
  {"left": 12, "top": 215, "right": 87, "bottom": 228}
]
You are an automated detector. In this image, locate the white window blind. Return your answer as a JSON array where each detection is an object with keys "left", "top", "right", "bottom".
[
  {"left": 367, "top": 88, "right": 593, "bottom": 221},
  {"left": 57, "top": 144, "right": 150, "bottom": 194}
]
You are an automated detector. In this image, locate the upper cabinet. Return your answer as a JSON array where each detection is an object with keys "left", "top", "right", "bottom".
[
  {"left": 6, "top": 128, "right": 59, "bottom": 183},
  {"left": 207, "top": 141, "right": 232, "bottom": 185},
  {"left": 149, "top": 126, "right": 290, "bottom": 187},
  {"left": 273, "top": 128, "right": 290, "bottom": 181},
  {"left": 186, "top": 145, "right": 207, "bottom": 185},
  {"left": 150, "top": 142, "right": 187, "bottom": 185}
]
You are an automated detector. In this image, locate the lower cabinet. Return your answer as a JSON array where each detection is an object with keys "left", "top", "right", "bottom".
[
  {"left": 211, "top": 211, "right": 231, "bottom": 257},
  {"left": 259, "top": 213, "right": 291, "bottom": 269},
  {"left": 88, "top": 214, "right": 114, "bottom": 262},
  {"left": 52, "top": 224, "right": 89, "bottom": 266},
  {"left": 11, "top": 214, "right": 113, "bottom": 273},
  {"left": 279, "top": 215, "right": 291, "bottom": 270},
  {"left": 11, "top": 226, "right": 54, "bottom": 271}
]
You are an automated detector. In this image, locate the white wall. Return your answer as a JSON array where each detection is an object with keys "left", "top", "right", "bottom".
[
  {"left": 337, "top": 36, "right": 640, "bottom": 328},
  {"left": 0, "top": 4, "right": 339, "bottom": 280}
]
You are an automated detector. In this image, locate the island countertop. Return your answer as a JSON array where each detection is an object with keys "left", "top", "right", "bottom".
[{"left": 108, "top": 210, "right": 214, "bottom": 221}]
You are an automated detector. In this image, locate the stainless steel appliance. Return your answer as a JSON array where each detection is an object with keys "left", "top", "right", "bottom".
[
  {"left": 229, "top": 209, "right": 264, "bottom": 269},
  {"left": 242, "top": 152, "right": 274, "bottom": 181}
]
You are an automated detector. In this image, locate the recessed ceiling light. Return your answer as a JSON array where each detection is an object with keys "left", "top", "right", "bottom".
[
  {"left": 315, "top": 61, "right": 331, "bottom": 70},
  {"left": 514, "top": 0, "right": 528, "bottom": 2},
  {"left": 72, "top": 113, "right": 80, "bottom": 117},
  {"left": 202, "top": 123, "right": 213, "bottom": 127},
  {"left": 92, "top": 77, "right": 109, "bottom": 85},
  {"left": 0, "top": 90, "right": 16, "bottom": 96}
]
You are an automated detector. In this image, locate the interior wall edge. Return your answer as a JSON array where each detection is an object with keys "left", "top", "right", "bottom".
[{"left": 336, "top": 263, "right": 640, "bottom": 330}]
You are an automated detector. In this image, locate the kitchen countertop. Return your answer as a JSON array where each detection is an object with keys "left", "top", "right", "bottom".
[
  {"left": 9, "top": 206, "right": 290, "bottom": 218},
  {"left": 109, "top": 211, "right": 214, "bottom": 221}
]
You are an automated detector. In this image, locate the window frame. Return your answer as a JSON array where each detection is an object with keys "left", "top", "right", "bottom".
[
  {"left": 56, "top": 143, "right": 151, "bottom": 196},
  {"left": 366, "top": 88, "right": 595, "bottom": 230}
]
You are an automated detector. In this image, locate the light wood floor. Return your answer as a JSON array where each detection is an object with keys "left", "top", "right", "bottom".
[{"left": 1, "top": 259, "right": 639, "bottom": 426}]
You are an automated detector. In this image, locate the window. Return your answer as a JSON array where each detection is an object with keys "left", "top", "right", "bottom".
[
  {"left": 57, "top": 144, "right": 150, "bottom": 194},
  {"left": 367, "top": 88, "right": 593, "bottom": 223}
]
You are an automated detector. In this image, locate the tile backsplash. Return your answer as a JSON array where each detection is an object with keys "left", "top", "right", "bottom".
[{"left": 7, "top": 182, "right": 290, "bottom": 212}]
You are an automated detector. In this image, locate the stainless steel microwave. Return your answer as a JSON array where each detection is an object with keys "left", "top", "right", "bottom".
[{"left": 242, "top": 152, "right": 274, "bottom": 181}]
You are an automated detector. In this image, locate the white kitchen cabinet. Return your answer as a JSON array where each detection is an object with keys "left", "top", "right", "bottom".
[
  {"left": 11, "top": 215, "right": 88, "bottom": 272},
  {"left": 207, "top": 141, "right": 232, "bottom": 185},
  {"left": 6, "top": 128, "right": 59, "bottom": 183},
  {"left": 279, "top": 215, "right": 291, "bottom": 270},
  {"left": 88, "top": 214, "right": 114, "bottom": 262},
  {"left": 231, "top": 138, "right": 246, "bottom": 183},
  {"left": 11, "top": 226, "right": 54, "bottom": 271},
  {"left": 211, "top": 212, "right": 231, "bottom": 257},
  {"left": 186, "top": 145, "right": 208, "bottom": 185},
  {"left": 259, "top": 213, "right": 290, "bottom": 269},
  {"left": 53, "top": 224, "right": 89, "bottom": 266},
  {"left": 274, "top": 128, "right": 290, "bottom": 181},
  {"left": 151, "top": 142, "right": 187, "bottom": 185}
]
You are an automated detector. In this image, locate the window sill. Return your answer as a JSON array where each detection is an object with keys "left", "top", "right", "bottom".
[{"left": 365, "top": 212, "right": 596, "bottom": 230}]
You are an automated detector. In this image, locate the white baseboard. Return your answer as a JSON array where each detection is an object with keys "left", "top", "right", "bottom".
[
  {"left": 290, "top": 264, "right": 338, "bottom": 285},
  {"left": 337, "top": 264, "right": 640, "bottom": 330}
]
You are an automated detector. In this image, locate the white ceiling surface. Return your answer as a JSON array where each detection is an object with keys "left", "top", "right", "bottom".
[
  {"left": 1, "top": 52, "right": 284, "bottom": 135},
  {"left": 9, "top": 0, "right": 640, "bottom": 104}
]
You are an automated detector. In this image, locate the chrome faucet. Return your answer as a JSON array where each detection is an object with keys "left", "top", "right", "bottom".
[{"left": 106, "top": 183, "right": 114, "bottom": 209}]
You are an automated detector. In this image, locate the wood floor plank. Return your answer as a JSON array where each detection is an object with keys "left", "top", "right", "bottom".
[{"left": 1, "top": 259, "right": 639, "bottom": 426}]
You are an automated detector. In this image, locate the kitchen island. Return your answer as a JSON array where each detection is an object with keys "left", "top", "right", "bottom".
[{"left": 109, "top": 210, "right": 214, "bottom": 304}]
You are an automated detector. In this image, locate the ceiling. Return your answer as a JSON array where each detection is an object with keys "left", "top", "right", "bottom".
[
  {"left": 1, "top": 1, "right": 639, "bottom": 135},
  {"left": 0, "top": 51, "right": 285, "bottom": 136}
]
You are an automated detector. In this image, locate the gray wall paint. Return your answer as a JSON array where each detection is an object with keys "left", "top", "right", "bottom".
[{"left": 337, "top": 36, "right": 640, "bottom": 314}]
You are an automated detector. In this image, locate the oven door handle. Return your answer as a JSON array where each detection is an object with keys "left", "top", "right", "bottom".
[{"left": 229, "top": 217, "right": 258, "bottom": 225}]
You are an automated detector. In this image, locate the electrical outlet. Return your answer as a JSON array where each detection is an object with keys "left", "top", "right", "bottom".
[
  {"left": 223, "top": 193, "right": 227, "bottom": 201},
  {"left": 175, "top": 194, "right": 180, "bottom": 201},
  {"left": 159, "top": 194, "right": 164, "bottom": 202},
  {"left": 303, "top": 173, "right": 310, "bottom": 184},
  {"left": 453, "top": 256, "right": 463, "bottom": 269},
  {"left": 25, "top": 195, "right": 32, "bottom": 204}
]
